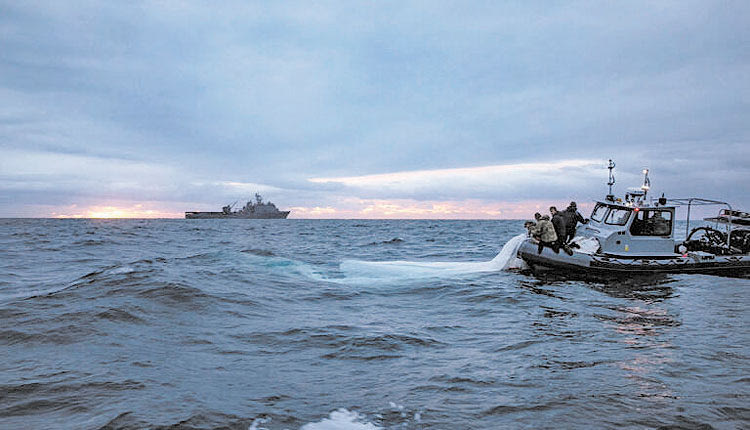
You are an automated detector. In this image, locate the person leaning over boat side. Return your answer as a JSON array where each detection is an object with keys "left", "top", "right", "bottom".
[
  {"left": 531, "top": 212, "right": 559, "bottom": 254},
  {"left": 562, "top": 201, "right": 588, "bottom": 243},
  {"left": 549, "top": 206, "right": 566, "bottom": 246},
  {"left": 550, "top": 207, "right": 574, "bottom": 256},
  {"left": 524, "top": 220, "right": 536, "bottom": 236}
]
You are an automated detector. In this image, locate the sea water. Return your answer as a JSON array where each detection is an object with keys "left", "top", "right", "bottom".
[{"left": 0, "top": 219, "right": 748, "bottom": 429}]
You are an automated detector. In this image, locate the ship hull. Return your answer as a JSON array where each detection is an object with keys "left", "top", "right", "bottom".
[
  {"left": 518, "top": 239, "right": 750, "bottom": 278},
  {"left": 185, "top": 211, "right": 290, "bottom": 219}
]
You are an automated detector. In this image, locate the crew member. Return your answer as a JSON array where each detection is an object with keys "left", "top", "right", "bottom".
[
  {"left": 563, "top": 201, "right": 588, "bottom": 243},
  {"left": 648, "top": 211, "right": 670, "bottom": 235},
  {"left": 524, "top": 220, "right": 536, "bottom": 236},
  {"left": 550, "top": 206, "right": 573, "bottom": 256},
  {"left": 531, "top": 212, "right": 558, "bottom": 254}
]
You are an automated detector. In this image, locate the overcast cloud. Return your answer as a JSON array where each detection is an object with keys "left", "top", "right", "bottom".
[{"left": 1, "top": 1, "right": 748, "bottom": 218}]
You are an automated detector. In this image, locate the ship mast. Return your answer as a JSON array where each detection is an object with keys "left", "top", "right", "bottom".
[
  {"left": 641, "top": 168, "right": 650, "bottom": 199},
  {"left": 606, "top": 159, "right": 616, "bottom": 201}
]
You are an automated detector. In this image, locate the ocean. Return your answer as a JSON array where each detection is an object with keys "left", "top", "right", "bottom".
[{"left": 1, "top": 219, "right": 748, "bottom": 429}]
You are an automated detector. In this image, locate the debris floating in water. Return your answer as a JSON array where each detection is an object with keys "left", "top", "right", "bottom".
[{"left": 338, "top": 234, "right": 528, "bottom": 282}]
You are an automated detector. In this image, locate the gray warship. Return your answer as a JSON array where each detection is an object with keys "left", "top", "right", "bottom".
[{"left": 185, "top": 193, "right": 290, "bottom": 219}]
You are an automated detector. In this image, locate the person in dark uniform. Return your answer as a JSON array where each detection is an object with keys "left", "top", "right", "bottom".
[
  {"left": 647, "top": 211, "right": 670, "bottom": 235},
  {"left": 550, "top": 206, "right": 573, "bottom": 255},
  {"left": 562, "top": 201, "right": 588, "bottom": 243}
]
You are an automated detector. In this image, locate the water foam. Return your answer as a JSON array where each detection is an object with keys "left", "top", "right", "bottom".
[
  {"left": 338, "top": 234, "right": 528, "bottom": 282},
  {"left": 238, "top": 252, "right": 326, "bottom": 281},
  {"left": 250, "top": 408, "right": 414, "bottom": 430},
  {"left": 248, "top": 410, "right": 381, "bottom": 430},
  {"left": 299, "top": 409, "right": 381, "bottom": 430}
]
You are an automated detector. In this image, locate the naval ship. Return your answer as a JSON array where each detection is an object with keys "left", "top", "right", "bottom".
[{"left": 185, "top": 193, "right": 290, "bottom": 219}]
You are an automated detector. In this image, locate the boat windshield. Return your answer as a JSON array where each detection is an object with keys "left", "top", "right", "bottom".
[
  {"left": 630, "top": 209, "right": 673, "bottom": 236},
  {"left": 591, "top": 203, "right": 609, "bottom": 222},
  {"left": 605, "top": 208, "right": 631, "bottom": 225}
]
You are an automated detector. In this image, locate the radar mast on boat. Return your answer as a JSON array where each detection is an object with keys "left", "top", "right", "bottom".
[{"left": 606, "top": 159, "right": 616, "bottom": 202}]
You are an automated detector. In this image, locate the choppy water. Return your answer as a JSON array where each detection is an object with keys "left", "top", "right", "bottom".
[{"left": 1, "top": 219, "right": 748, "bottom": 429}]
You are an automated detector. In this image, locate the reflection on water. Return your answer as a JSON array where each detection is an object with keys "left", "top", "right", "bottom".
[
  {"left": 604, "top": 293, "right": 680, "bottom": 407},
  {"left": 615, "top": 313, "right": 678, "bottom": 404},
  {"left": 519, "top": 280, "right": 567, "bottom": 300},
  {"left": 531, "top": 270, "right": 678, "bottom": 302},
  {"left": 525, "top": 269, "right": 686, "bottom": 414},
  {"left": 592, "top": 276, "right": 677, "bottom": 302}
]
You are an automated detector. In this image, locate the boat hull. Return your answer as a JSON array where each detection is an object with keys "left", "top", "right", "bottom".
[
  {"left": 184, "top": 211, "right": 290, "bottom": 219},
  {"left": 518, "top": 239, "right": 750, "bottom": 278}
]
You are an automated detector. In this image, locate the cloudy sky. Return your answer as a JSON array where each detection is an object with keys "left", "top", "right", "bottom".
[{"left": 1, "top": 1, "right": 748, "bottom": 218}]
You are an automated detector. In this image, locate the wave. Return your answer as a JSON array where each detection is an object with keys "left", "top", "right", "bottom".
[
  {"left": 97, "top": 408, "right": 389, "bottom": 430},
  {"left": 241, "top": 248, "right": 276, "bottom": 256},
  {"left": 230, "top": 325, "right": 443, "bottom": 362},
  {"left": 365, "top": 238, "right": 404, "bottom": 246},
  {"left": 95, "top": 307, "right": 146, "bottom": 324},
  {"left": 3, "top": 260, "right": 162, "bottom": 304},
  {"left": 99, "top": 408, "right": 388, "bottom": 430},
  {"left": 0, "top": 326, "right": 96, "bottom": 346},
  {"left": 71, "top": 239, "right": 112, "bottom": 247},
  {"left": 137, "top": 282, "right": 209, "bottom": 305}
]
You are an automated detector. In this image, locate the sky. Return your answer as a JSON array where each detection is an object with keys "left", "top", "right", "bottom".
[{"left": 1, "top": 1, "right": 748, "bottom": 219}]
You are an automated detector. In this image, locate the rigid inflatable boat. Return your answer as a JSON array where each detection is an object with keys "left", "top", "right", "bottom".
[{"left": 518, "top": 161, "right": 750, "bottom": 278}]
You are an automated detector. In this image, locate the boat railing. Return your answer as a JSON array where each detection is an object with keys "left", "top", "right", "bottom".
[{"left": 666, "top": 197, "right": 733, "bottom": 247}]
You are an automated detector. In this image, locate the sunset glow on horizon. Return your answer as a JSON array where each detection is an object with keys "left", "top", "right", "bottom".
[
  {"left": 44, "top": 199, "right": 593, "bottom": 220},
  {"left": 52, "top": 204, "right": 183, "bottom": 219}
]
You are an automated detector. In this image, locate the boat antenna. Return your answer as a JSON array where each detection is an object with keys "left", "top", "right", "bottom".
[
  {"left": 606, "top": 159, "right": 616, "bottom": 201},
  {"left": 641, "top": 168, "right": 650, "bottom": 198}
]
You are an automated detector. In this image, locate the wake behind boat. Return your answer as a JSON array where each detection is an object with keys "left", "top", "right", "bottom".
[
  {"left": 518, "top": 161, "right": 750, "bottom": 277},
  {"left": 185, "top": 193, "right": 290, "bottom": 219}
]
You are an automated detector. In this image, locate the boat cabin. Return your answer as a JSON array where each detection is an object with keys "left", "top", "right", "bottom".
[{"left": 579, "top": 200, "right": 677, "bottom": 257}]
